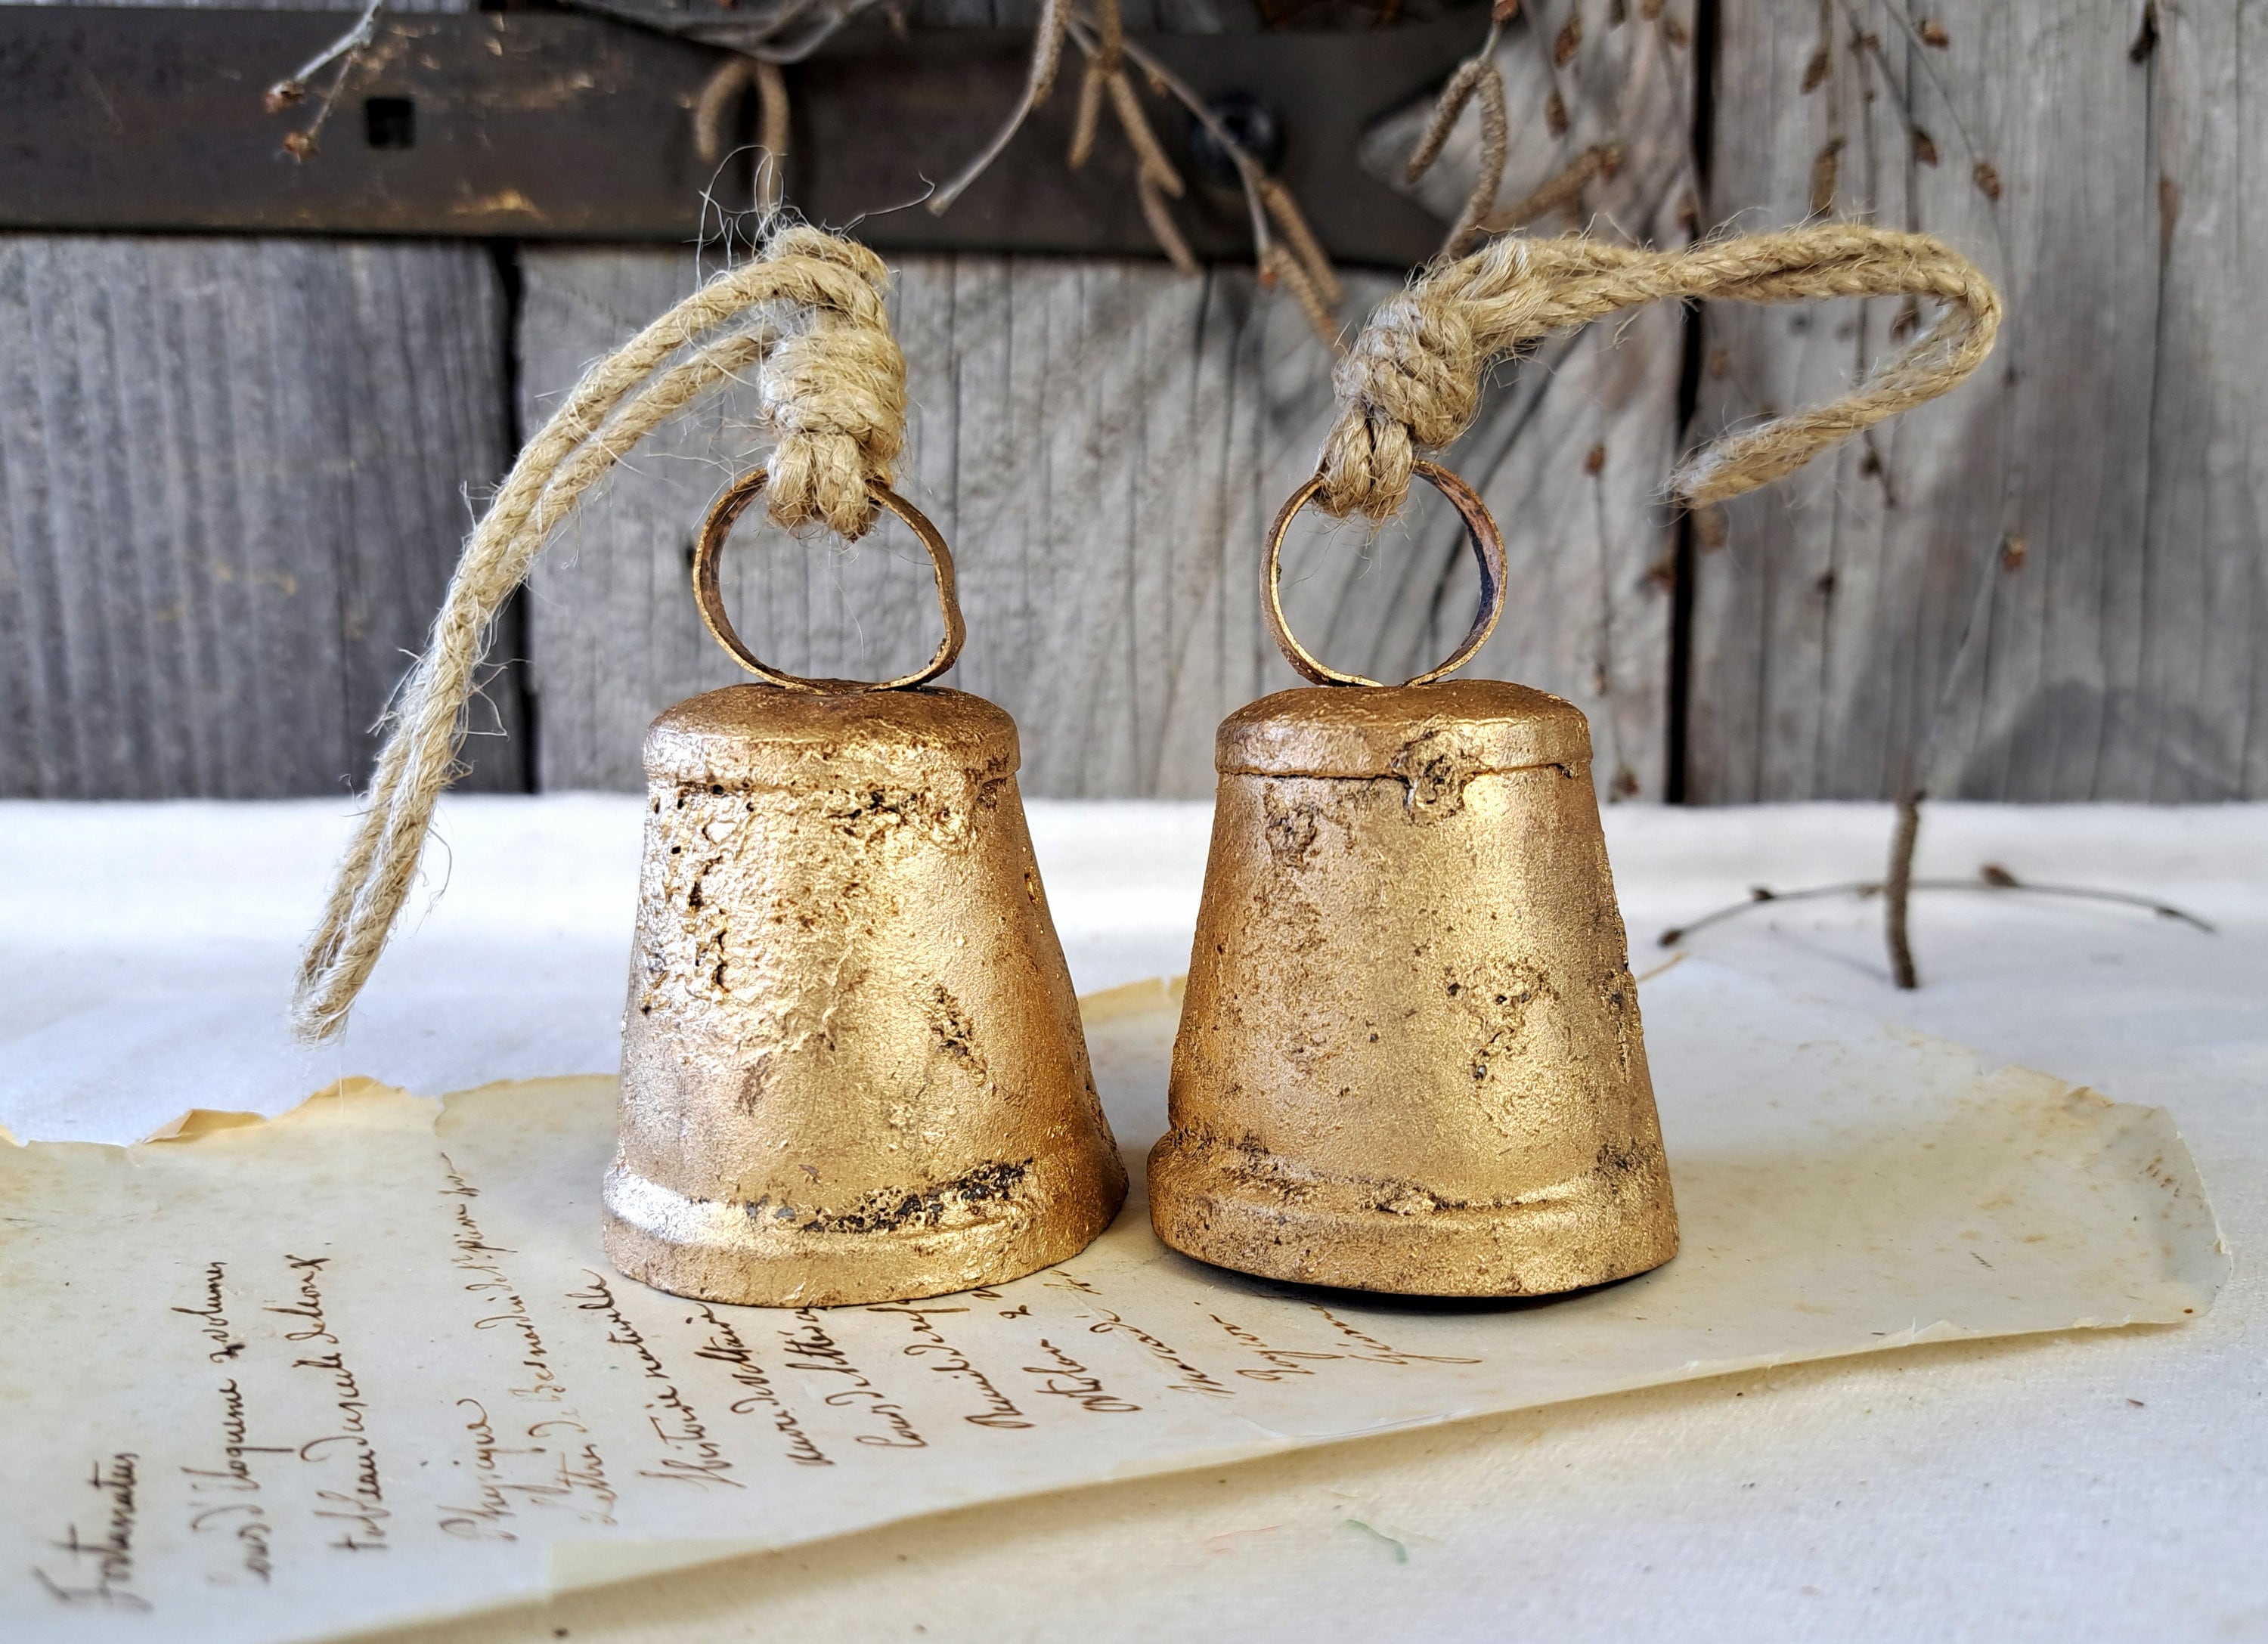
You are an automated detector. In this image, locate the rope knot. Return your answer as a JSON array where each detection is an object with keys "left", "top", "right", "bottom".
[
  {"left": 1317, "top": 242, "right": 1529, "bottom": 521},
  {"left": 751, "top": 227, "right": 908, "bottom": 540}
]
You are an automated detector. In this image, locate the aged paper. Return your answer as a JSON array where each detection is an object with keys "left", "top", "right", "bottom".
[{"left": 1, "top": 962, "right": 2224, "bottom": 1643}]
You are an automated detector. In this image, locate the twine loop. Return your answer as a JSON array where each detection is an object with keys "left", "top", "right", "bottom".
[
  {"left": 1316, "top": 224, "right": 2002, "bottom": 522},
  {"left": 293, "top": 223, "right": 907, "bottom": 1042}
]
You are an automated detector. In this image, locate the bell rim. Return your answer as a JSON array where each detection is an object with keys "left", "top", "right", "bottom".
[
  {"left": 602, "top": 1151, "right": 1129, "bottom": 1309},
  {"left": 1145, "top": 1130, "right": 1678, "bottom": 1299}
]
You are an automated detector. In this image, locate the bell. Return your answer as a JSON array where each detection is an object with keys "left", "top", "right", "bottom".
[
  {"left": 605, "top": 470, "right": 1126, "bottom": 1307},
  {"left": 1151, "top": 462, "right": 1678, "bottom": 1297}
]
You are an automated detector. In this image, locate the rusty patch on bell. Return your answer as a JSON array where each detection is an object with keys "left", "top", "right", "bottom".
[{"left": 776, "top": 1157, "right": 1036, "bottom": 1236}]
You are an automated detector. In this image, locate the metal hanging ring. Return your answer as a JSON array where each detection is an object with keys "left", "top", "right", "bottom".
[
  {"left": 1263, "top": 459, "right": 1509, "bottom": 689},
  {"left": 692, "top": 469, "right": 966, "bottom": 693}
]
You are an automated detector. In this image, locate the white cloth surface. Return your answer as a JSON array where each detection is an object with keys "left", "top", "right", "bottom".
[{"left": 2, "top": 797, "right": 2263, "bottom": 1642}]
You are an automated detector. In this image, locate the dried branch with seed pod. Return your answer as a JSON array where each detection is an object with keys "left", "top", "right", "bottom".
[
  {"left": 263, "top": 0, "right": 383, "bottom": 159},
  {"left": 1404, "top": 2, "right": 1517, "bottom": 262},
  {"left": 928, "top": 0, "right": 1343, "bottom": 346}
]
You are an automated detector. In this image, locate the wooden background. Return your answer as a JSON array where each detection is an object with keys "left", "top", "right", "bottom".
[{"left": 3, "top": 0, "right": 2259, "bottom": 803}]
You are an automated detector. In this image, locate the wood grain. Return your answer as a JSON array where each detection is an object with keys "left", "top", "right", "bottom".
[
  {"left": 2141, "top": 1, "right": 2268, "bottom": 800},
  {"left": 1688, "top": 0, "right": 2263, "bottom": 801},
  {"left": 16, "top": 0, "right": 2253, "bottom": 804},
  {"left": 0, "top": 234, "right": 514, "bottom": 797},
  {"left": 1349, "top": 0, "right": 1696, "bottom": 801},
  {"left": 515, "top": 0, "right": 1689, "bottom": 801},
  {"left": 514, "top": 245, "right": 1679, "bottom": 799},
  {"left": 517, "top": 250, "right": 1365, "bottom": 798}
]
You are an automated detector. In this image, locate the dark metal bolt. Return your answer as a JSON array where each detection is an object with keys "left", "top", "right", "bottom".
[{"left": 1187, "top": 92, "right": 1284, "bottom": 187}]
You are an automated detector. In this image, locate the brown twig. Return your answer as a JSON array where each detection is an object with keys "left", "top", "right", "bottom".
[
  {"left": 1105, "top": 62, "right": 1184, "bottom": 197},
  {"left": 694, "top": 56, "right": 795, "bottom": 218},
  {"left": 265, "top": 0, "right": 383, "bottom": 159},
  {"left": 1259, "top": 177, "right": 1343, "bottom": 308},
  {"left": 1091, "top": 0, "right": 1123, "bottom": 70},
  {"left": 929, "top": 1, "right": 1339, "bottom": 339},
  {"left": 1069, "top": 0, "right": 1120, "bottom": 167},
  {"left": 1138, "top": 172, "right": 1199, "bottom": 272},
  {"left": 1483, "top": 142, "right": 1617, "bottom": 233},
  {"left": 1656, "top": 868, "right": 2217, "bottom": 953},
  {"left": 1068, "top": 60, "right": 1107, "bottom": 167},
  {"left": 1885, "top": 789, "right": 1922, "bottom": 987},
  {"left": 1261, "top": 243, "right": 1340, "bottom": 345},
  {"left": 1405, "top": 53, "right": 1491, "bottom": 181},
  {"left": 1405, "top": 20, "right": 1511, "bottom": 261},
  {"left": 754, "top": 61, "right": 790, "bottom": 215},
  {"left": 928, "top": 0, "right": 1074, "bottom": 213},
  {"left": 693, "top": 57, "right": 755, "bottom": 165},
  {"left": 1095, "top": 26, "right": 1273, "bottom": 256}
]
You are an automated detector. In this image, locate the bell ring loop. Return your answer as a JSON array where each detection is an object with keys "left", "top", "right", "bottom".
[
  {"left": 1263, "top": 459, "right": 1509, "bottom": 689},
  {"left": 692, "top": 468, "right": 967, "bottom": 693}
]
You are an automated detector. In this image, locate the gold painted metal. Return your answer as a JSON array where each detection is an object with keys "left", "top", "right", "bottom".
[
  {"left": 605, "top": 475, "right": 1126, "bottom": 1308},
  {"left": 1150, "top": 466, "right": 1678, "bottom": 1296}
]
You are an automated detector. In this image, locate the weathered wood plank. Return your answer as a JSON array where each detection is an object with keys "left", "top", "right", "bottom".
[
  {"left": 2142, "top": 2, "right": 2268, "bottom": 800},
  {"left": 516, "top": 250, "right": 1362, "bottom": 797},
  {"left": 0, "top": 234, "right": 514, "bottom": 797},
  {"left": 1348, "top": 0, "right": 1696, "bottom": 800},
  {"left": 516, "top": 240, "right": 1681, "bottom": 798},
  {"left": 516, "top": 0, "right": 1688, "bottom": 801},
  {"left": 1689, "top": 0, "right": 2260, "bottom": 801}
]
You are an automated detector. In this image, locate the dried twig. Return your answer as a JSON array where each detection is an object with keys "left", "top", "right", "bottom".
[
  {"left": 1105, "top": 60, "right": 1184, "bottom": 197},
  {"left": 1252, "top": 178, "right": 1334, "bottom": 308},
  {"left": 693, "top": 57, "right": 756, "bottom": 165},
  {"left": 1261, "top": 243, "right": 1337, "bottom": 343},
  {"left": 1068, "top": 61, "right": 1108, "bottom": 167},
  {"left": 927, "top": 0, "right": 1074, "bottom": 213},
  {"left": 693, "top": 55, "right": 794, "bottom": 218},
  {"left": 1656, "top": 867, "right": 2217, "bottom": 954},
  {"left": 927, "top": 1, "right": 1339, "bottom": 343},
  {"left": 1139, "top": 172, "right": 1200, "bottom": 273},
  {"left": 1483, "top": 141, "right": 1617, "bottom": 232},
  {"left": 754, "top": 61, "right": 790, "bottom": 215},
  {"left": 1405, "top": 11, "right": 1512, "bottom": 261},
  {"left": 264, "top": 0, "right": 383, "bottom": 159},
  {"left": 1885, "top": 789, "right": 1922, "bottom": 987},
  {"left": 1095, "top": 26, "right": 1273, "bottom": 255}
]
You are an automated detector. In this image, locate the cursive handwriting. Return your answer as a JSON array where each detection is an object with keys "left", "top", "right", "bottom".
[
  {"left": 867, "top": 1306, "right": 1031, "bottom": 1430},
  {"left": 1308, "top": 1305, "right": 1480, "bottom": 1367},
  {"left": 569, "top": 1271, "right": 740, "bottom": 1490},
  {"left": 180, "top": 1379, "right": 288, "bottom": 1584},
  {"left": 432, "top": 1161, "right": 618, "bottom": 1537},
  {"left": 1083, "top": 1307, "right": 1235, "bottom": 1399},
  {"left": 690, "top": 1304, "right": 830, "bottom": 1466},
  {"left": 438, "top": 1399, "right": 619, "bottom": 1540},
  {"left": 438, "top": 1156, "right": 564, "bottom": 1404},
  {"left": 779, "top": 1310, "right": 927, "bottom": 1448},
  {"left": 1210, "top": 1313, "right": 1322, "bottom": 1382},
  {"left": 271, "top": 1255, "right": 389, "bottom": 1551},
  {"left": 170, "top": 1261, "right": 246, "bottom": 1363},
  {"left": 34, "top": 1454, "right": 148, "bottom": 1611},
  {"left": 1018, "top": 1338, "right": 1140, "bottom": 1413}
]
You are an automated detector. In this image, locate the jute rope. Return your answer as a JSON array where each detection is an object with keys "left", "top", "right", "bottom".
[
  {"left": 1316, "top": 224, "right": 2001, "bottom": 522},
  {"left": 292, "top": 224, "right": 906, "bottom": 1042}
]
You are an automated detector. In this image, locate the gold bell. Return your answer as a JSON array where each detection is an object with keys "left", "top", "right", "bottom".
[
  {"left": 1151, "top": 463, "right": 1678, "bottom": 1297},
  {"left": 605, "top": 471, "right": 1126, "bottom": 1307}
]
